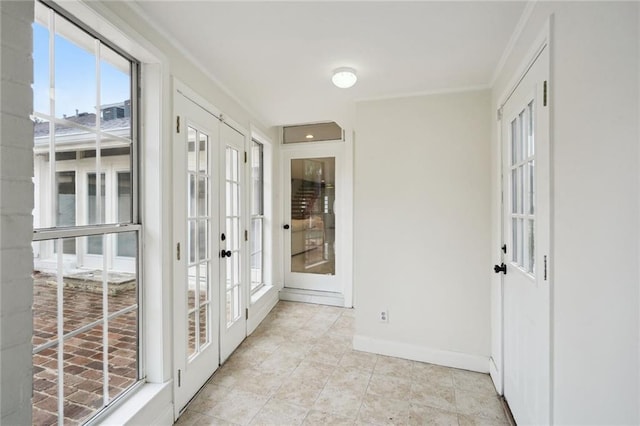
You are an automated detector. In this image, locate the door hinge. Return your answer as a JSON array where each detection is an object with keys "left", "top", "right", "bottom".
[
  {"left": 176, "top": 243, "right": 181, "bottom": 261},
  {"left": 176, "top": 116, "right": 181, "bottom": 133},
  {"left": 244, "top": 229, "right": 248, "bottom": 241},
  {"left": 244, "top": 151, "right": 247, "bottom": 164},
  {"left": 497, "top": 107, "right": 503, "bottom": 121},
  {"left": 178, "top": 369, "right": 181, "bottom": 387},
  {"left": 544, "top": 255, "right": 548, "bottom": 281},
  {"left": 543, "top": 81, "right": 548, "bottom": 107},
  {"left": 245, "top": 308, "right": 249, "bottom": 320}
]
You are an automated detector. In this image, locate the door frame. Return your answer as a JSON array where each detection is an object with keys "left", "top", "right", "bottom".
[
  {"left": 491, "top": 18, "right": 553, "bottom": 414},
  {"left": 280, "top": 136, "right": 354, "bottom": 307}
]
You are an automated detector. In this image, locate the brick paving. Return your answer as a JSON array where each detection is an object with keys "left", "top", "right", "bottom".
[{"left": 32, "top": 273, "right": 138, "bottom": 425}]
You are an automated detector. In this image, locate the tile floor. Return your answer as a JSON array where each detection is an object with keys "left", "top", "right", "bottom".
[{"left": 176, "top": 301, "right": 509, "bottom": 426}]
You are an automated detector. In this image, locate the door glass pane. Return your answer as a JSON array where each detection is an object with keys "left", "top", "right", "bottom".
[
  {"left": 528, "top": 219, "right": 535, "bottom": 273},
  {"left": 224, "top": 146, "right": 241, "bottom": 326},
  {"left": 188, "top": 311, "right": 196, "bottom": 357},
  {"left": 290, "top": 157, "right": 335, "bottom": 275},
  {"left": 186, "top": 125, "right": 211, "bottom": 356}
]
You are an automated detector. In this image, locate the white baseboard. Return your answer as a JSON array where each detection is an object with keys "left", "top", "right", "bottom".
[
  {"left": 279, "top": 287, "right": 345, "bottom": 307},
  {"left": 248, "top": 285, "right": 279, "bottom": 335},
  {"left": 353, "top": 335, "right": 490, "bottom": 373},
  {"left": 489, "top": 356, "right": 503, "bottom": 395}
]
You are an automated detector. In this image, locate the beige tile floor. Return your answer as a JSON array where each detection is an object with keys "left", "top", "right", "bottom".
[{"left": 175, "top": 301, "right": 508, "bottom": 426}]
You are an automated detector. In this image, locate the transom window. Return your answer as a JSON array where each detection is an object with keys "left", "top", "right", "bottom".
[{"left": 32, "top": 2, "right": 141, "bottom": 424}]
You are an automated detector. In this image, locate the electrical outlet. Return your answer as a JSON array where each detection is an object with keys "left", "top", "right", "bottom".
[{"left": 379, "top": 310, "right": 389, "bottom": 323}]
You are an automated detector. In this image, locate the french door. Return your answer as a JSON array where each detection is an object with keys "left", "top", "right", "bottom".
[
  {"left": 219, "top": 122, "right": 247, "bottom": 362},
  {"left": 173, "top": 93, "right": 220, "bottom": 413},
  {"left": 283, "top": 148, "right": 341, "bottom": 294},
  {"left": 499, "top": 46, "right": 550, "bottom": 425}
]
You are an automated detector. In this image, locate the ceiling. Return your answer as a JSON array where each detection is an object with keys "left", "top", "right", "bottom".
[{"left": 132, "top": 1, "right": 527, "bottom": 129}]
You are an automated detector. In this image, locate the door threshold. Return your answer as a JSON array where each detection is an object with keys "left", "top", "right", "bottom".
[{"left": 279, "top": 287, "right": 345, "bottom": 307}]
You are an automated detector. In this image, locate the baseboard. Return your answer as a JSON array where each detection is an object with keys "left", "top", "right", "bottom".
[
  {"left": 489, "top": 356, "right": 503, "bottom": 395},
  {"left": 279, "top": 287, "right": 345, "bottom": 307},
  {"left": 247, "top": 285, "right": 279, "bottom": 334},
  {"left": 353, "top": 334, "right": 490, "bottom": 373}
]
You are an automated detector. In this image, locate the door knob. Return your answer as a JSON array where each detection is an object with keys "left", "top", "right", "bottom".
[
  {"left": 283, "top": 224, "right": 290, "bottom": 230},
  {"left": 493, "top": 263, "right": 507, "bottom": 275},
  {"left": 221, "top": 250, "right": 232, "bottom": 258}
]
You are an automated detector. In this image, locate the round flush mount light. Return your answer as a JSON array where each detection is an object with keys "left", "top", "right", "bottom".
[{"left": 331, "top": 67, "right": 357, "bottom": 89}]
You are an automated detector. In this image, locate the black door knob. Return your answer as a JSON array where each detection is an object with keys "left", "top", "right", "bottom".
[
  {"left": 283, "top": 224, "right": 290, "bottom": 230},
  {"left": 493, "top": 263, "right": 507, "bottom": 275},
  {"left": 221, "top": 250, "right": 232, "bottom": 258}
]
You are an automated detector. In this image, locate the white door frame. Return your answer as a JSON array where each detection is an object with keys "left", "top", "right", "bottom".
[
  {"left": 280, "top": 137, "right": 353, "bottom": 307},
  {"left": 492, "top": 19, "right": 553, "bottom": 422}
]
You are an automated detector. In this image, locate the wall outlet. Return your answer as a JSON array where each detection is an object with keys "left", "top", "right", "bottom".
[{"left": 379, "top": 310, "right": 389, "bottom": 323}]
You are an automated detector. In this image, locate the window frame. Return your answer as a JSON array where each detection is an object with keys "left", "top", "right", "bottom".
[
  {"left": 250, "top": 139, "right": 265, "bottom": 295},
  {"left": 31, "top": 1, "right": 144, "bottom": 423}
]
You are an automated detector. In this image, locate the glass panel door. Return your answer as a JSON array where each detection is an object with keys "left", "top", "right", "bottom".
[
  {"left": 219, "top": 122, "right": 246, "bottom": 362},
  {"left": 173, "top": 92, "right": 219, "bottom": 414},
  {"left": 283, "top": 152, "right": 341, "bottom": 295}
]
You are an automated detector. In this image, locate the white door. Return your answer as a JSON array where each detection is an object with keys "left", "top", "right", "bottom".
[
  {"left": 219, "top": 122, "right": 247, "bottom": 362},
  {"left": 173, "top": 93, "right": 220, "bottom": 413},
  {"left": 283, "top": 148, "right": 340, "bottom": 293},
  {"left": 500, "top": 46, "right": 550, "bottom": 425}
]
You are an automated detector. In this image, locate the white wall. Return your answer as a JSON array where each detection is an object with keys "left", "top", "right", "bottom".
[
  {"left": 353, "top": 90, "right": 492, "bottom": 371},
  {"left": 491, "top": 2, "right": 639, "bottom": 424},
  {"left": 0, "top": 1, "right": 34, "bottom": 423}
]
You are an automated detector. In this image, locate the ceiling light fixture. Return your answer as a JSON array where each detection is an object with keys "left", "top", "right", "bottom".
[
  {"left": 332, "top": 67, "right": 357, "bottom": 89},
  {"left": 306, "top": 134, "right": 314, "bottom": 139}
]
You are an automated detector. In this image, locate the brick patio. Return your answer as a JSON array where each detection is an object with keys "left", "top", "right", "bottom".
[{"left": 32, "top": 273, "right": 138, "bottom": 425}]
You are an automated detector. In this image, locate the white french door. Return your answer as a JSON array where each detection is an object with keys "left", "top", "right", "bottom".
[
  {"left": 219, "top": 122, "right": 247, "bottom": 362},
  {"left": 173, "top": 92, "right": 220, "bottom": 413},
  {"left": 499, "top": 46, "right": 550, "bottom": 425},
  {"left": 283, "top": 147, "right": 341, "bottom": 294}
]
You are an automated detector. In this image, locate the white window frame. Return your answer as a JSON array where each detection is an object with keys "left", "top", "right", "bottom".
[
  {"left": 31, "top": 1, "right": 172, "bottom": 424},
  {"left": 250, "top": 139, "right": 265, "bottom": 295},
  {"left": 32, "top": 1, "right": 143, "bottom": 423}
]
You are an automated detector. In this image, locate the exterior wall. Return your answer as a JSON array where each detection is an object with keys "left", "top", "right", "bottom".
[
  {"left": 353, "top": 90, "right": 492, "bottom": 371},
  {"left": 491, "top": 2, "right": 640, "bottom": 423},
  {"left": 0, "top": 1, "right": 35, "bottom": 424}
]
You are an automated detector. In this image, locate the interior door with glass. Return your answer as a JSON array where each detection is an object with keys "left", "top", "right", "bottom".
[
  {"left": 284, "top": 152, "right": 339, "bottom": 293},
  {"left": 173, "top": 92, "right": 220, "bottom": 414},
  {"left": 219, "top": 122, "right": 246, "bottom": 362},
  {"left": 499, "top": 45, "right": 550, "bottom": 425}
]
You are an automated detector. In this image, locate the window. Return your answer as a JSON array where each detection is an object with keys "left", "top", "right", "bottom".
[
  {"left": 32, "top": 2, "right": 141, "bottom": 424},
  {"left": 250, "top": 140, "right": 264, "bottom": 293}
]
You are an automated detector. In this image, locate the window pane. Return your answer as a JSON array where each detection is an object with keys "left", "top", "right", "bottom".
[
  {"left": 54, "top": 16, "right": 96, "bottom": 125},
  {"left": 250, "top": 217, "right": 263, "bottom": 291},
  {"left": 251, "top": 141, "right": 263, "bottom": 216},
  {"left": 88, "top": 173, "right": 105, "bottom": 254}
]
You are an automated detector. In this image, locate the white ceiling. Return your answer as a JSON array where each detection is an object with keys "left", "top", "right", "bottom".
[{"left": 132, "top": 1, "right": 527, "bottom": 129}]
